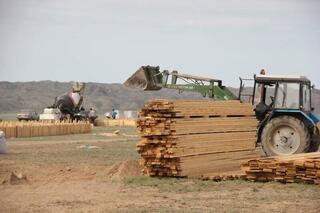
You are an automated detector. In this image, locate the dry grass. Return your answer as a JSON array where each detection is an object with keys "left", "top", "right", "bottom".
[{"left": 0, "top": 126, "right": 319, "bottom": 212}]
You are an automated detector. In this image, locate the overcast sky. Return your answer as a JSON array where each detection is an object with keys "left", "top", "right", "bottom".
[{"left": 0, "top": 0, "right": 319, "bottom": 87}]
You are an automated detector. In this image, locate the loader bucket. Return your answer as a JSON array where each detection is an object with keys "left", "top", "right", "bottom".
[{"left": 123, "top": 66, "right": 163, "bottom": 90}]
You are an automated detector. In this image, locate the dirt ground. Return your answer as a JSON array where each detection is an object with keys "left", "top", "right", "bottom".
[{"left": 0, "top": 127, "right": 319, "bottom": 213}]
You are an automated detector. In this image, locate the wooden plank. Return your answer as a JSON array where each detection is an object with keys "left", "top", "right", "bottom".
[{"left": 241, "top": 152, "right": 320, "bottom": 184}]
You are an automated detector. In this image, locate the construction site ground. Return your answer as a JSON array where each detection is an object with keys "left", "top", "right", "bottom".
[{"left": 0, "top": 126, "right": 319, "bottom": 212}]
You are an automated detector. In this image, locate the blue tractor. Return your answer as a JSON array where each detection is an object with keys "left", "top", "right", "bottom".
[
  {"left": 248, "top": 74, "right": 320, "bottom": 156},
  {"left": 125, "top": 66, "right": 320, "bottom": 156}
]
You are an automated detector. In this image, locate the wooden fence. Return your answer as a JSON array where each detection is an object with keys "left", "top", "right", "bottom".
[
  {"left": 95, "top": 119, "right": 136, "bottom": 127},
  {"left": 0, "top": 121, "right": 92, "bottom": 138}
]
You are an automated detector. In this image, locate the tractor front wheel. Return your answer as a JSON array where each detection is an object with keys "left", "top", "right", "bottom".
[{"left": 261, "top": 116, "right": 310, "bottom": 156}]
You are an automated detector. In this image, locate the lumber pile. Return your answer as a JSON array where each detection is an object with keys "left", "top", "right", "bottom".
[
  {"left": 136, "top": 99, "right": 260, "bottom": 177},
  {"left": 241, "top": 152, "right": 320, "bottom": 184},
  {"left": 0, "top": 121, "right": 92, "bottom": 138},
  {"left": 95, "top": 119, "right": 136, "bottom": 127}
]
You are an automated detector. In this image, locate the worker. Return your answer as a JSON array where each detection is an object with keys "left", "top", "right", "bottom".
[
  {"left": 111, "top": 108, "right": 117, "bottom": 119},
  {"left": 89, "top": 107, "right": 97, "bottom": 123}
]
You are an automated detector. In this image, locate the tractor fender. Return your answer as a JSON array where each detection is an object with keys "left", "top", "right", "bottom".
[{"left": 273, "top": 109, "right": 318, "bottom": 127}]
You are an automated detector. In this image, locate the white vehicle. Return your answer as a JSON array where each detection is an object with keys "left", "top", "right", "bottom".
[
  {"left": 17, "top": 109, "right": 39, "bottom": 121},
  {"left": 39, "top": 108, "right": 61, "bottom": 121}
]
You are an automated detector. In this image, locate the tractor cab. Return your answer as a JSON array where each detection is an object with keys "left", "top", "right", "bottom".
[
  {"left": 253, "top": 75, "right": 313, "bottom": 121},
  {"left": 252, "top": 75, "right": 320, "bottom": 156}
]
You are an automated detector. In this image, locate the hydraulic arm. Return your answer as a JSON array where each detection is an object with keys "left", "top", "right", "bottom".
[{"left": 124, "top": 66, "right": 237, "bottom": 100}]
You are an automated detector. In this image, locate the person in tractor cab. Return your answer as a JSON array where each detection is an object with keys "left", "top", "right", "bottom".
[{"left": 254, "top": 69, "right": 271, "bottom": 121}]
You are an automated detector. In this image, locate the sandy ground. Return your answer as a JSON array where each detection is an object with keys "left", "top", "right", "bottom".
[{"left": 0, "top": 127, "right": 320, "bottom": 212}]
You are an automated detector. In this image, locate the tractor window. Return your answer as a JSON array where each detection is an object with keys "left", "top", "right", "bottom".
[
  {"left": 265, "top": 84, "right": 276, "bottom": 105},
  {"left": 253, "top": 84, "right": 275, "bottom": 105},
  {"left": 275, "top": 83, "right": 300, "bottom": 109},
  {"left": 302, "top": 84, "right": 311, "bottom": 111}
]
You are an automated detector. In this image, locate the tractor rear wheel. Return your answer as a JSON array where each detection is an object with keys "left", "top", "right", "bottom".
[{"left": 261, "top": 116, "right": 310, "bottom": 156}]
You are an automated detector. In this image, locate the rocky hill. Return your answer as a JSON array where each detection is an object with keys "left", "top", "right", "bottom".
[
  {"left": 0, "top": 81, "right": 203, "bottom": 114},
  {"left": 0, "top": 81, "right": 319, "bottom": 114}
]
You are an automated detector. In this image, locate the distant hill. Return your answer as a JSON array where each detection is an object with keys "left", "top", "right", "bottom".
[
  {"left": 0, "top": 81, "right": 319, "bottom": 114},
  {"left": 0, "top": 81, "right": 203, "bottom": 114}
]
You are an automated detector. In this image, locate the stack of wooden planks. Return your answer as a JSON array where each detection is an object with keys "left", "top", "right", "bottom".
[
  {"left": 95, "top": 119, "right": 136, "bottom": 127},
  {"left": 0, "top": 121, "right": 92, "bottom": 138},
  {"left": 241, "top": 152, "right": 320, "bottom": 184},
  {"left": 136, "top": 99, "right": 260, "bottom": 177}
]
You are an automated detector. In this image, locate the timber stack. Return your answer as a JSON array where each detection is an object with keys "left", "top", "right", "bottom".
[
  {"left": 136, "top": 99, "right": 260, "bottom": 177},
  {"left": 241, "top": 152, "right": 320, "bottom": 184},
  {"left": 0, "top": 121, "right": 92, "bottom": 138}
]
